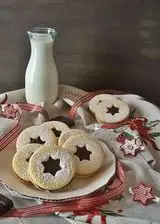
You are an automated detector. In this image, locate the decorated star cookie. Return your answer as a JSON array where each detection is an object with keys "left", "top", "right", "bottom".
[
  {"left": 28, "top": 145, "right": 75, "bottom": 190},
  {"left": 63, "top": 134, "right": 104, "bottom": 176},
  {"left": 129, "top": 183, "right": 155, "bottom": 206}
]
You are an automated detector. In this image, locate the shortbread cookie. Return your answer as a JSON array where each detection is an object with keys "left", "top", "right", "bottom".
[
  {"left": 58, "top": 129, "right": 86, "bottom": 147},
  {"left": 41, "top": 121, "right": 70, "bottom": 138},
  {"left": 28, "top": 145, "right": 75, "bottom": 190},
  {"left": 89, "top": 94, "right": 115, "bottom": 113},
  {"left": 63, "top": 134, "right": 104, "bottom": 176},
  {"left": 95, "top": 116, "right": 104, "bottom": 124},
  {"left": 12, "top": 144, "right": 41, "bottom": 182},
  {"left": 95, "top": 98, "right": 130, "bottom": 124},
  {"left": 16, "top": 125, "right": 57, "bottom": 150}
]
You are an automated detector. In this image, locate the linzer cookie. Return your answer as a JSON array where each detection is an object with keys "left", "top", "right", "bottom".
[
  {"left": 95, "top": 98, "right": 130, "bottom": 124},
  {"left": 41, "top": 121, "right": 70, "bottom": 139},
  {"left": 16, "top": 125, "right": 57, "bottom": 150},
  {"left": 63, "top": 134, "right": 104, "bottom": 176},
  {"left": 28, "top": 145, "right": 75, "bottom": 190},
  {"left": 12, "top": 144, "right": 41, "bottom": 182},
  {"left": 58, "top": 129, "right": 86, "bottom": 147},
  {"left": 89, "top": 94, "right": 115, "bottom": 113}
]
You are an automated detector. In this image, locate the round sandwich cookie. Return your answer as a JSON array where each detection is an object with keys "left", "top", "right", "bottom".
[
  {"left": 63, "top": 134, "right": 104, "bottom": 176},
  {"left": 95, "top": 116, "right": 104, "bottom": 124},
  {"left": 28, "top": 145, "right": 75, "bottom": 190},
  {"left": 41, "top": 121, "right": 70, "bottom": 139},
  {"left": 95, "top": 98, "right": 130, "bottom": 124},
  {"left": 12, "top": 144, "right": 41, "bottom": 182},
  {"left": 58, "top": 129, "right": 86, "bottom": 147},
  {"left": 89, "top": 94, "right": 115, "bottom": 113},
  {"left": 16, "top": 125, "right": 57, "bottom": 150}
]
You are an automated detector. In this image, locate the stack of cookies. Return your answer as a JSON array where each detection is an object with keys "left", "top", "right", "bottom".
[
  {"left": 12, "top": 121, "right": 105, "bottom": 191},
  {"left": 88, "top": 94, "right": 130, "bottom": 124}
]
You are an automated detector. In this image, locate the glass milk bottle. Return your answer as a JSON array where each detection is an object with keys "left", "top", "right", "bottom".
[{"left": 25, "top": 27, "right": 58, "bottom": 104}]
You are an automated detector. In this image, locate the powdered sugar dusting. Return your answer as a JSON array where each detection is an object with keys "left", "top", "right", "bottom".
[
  {"left": 28, "top": 145, "right": 75, "bottom": 190},
  {"left": 41, "top": 121, "right": 70, "bottom": 135},
  {"left": 16, "top": 125, "right": 57, "bottom": 150},
  {"left": 12, "top": 144, "right": 41, "bottom": 181},
  {"left": 63, "top": 135, "right": 104, "bottom": 175}
]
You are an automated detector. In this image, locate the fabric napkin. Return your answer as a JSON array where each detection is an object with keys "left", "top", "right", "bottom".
[{"left": 1, "top": 86, "right": 160, "bottom": 224}]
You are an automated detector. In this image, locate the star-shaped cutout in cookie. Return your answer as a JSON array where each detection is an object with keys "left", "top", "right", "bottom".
[
  {"left": 30, "top": 136, "right": 46, "bottom": 144},
  {"left": 51, "top": 128, "right": 62, "bottom": 137},
  {"left": 106, "top": 105, "right": 119, "bottom": 115},
  {"left": 74, "top": 145, "right": 92, "bottom": 161},
  {"left": 42, "top": 156, "right": 61, "bottom": 176},
  {"left": 131, "top": 183, "right": 154, "bottom": 205}
]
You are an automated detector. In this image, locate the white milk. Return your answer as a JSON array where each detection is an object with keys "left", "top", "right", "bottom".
[{"left": 25, "top": 31, "right": 58, "bottom": 104}]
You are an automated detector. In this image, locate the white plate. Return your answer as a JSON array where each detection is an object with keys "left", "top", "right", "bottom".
[{"left": 0, "top": 140, "right": 115, "bottom": 201}]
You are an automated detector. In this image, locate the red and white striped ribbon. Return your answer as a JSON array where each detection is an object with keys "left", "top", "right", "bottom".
[
  {"left": 18, "top": 102, "right": 49, "bottom": 121},
  {"left": 69, "top": 89, "right": 124, "bottom": 120},
  {"left": 3, "top": 161, "right": 125, "bottom": 220},
  {"left": 0, "top": 93, "right": 126, "bottom": 223},
  {"left": 0, "top": 100, "right": 49, "bottom": 150},
  {"left": 0, "top": 121, "right": 23, "bottom": 150}
]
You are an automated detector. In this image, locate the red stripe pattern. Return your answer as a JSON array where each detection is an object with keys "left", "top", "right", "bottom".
[
  {"left": 0, "top": 122, "right": 23, "bottom": 150},
  {"left": 18, "top": 102, "right": 49, "bottom": 120},
  {"left": 69, "top": 89, "right": 124, "bottom": 120},
  {"left": 0, "top": 93, "right": 126, "bottom": 223},
  {"left": 3, "top": 161, "right": 125, "bottom": 218},
  {"left": 0, "top": 101, "right": 49, "bottom": 151}
]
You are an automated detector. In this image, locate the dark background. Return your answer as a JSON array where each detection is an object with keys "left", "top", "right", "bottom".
[{"left": 0, "top": 0, "right": 160, "bottom": 105}]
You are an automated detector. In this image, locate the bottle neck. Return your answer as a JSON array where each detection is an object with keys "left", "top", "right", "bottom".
[{"left": 30, "top": 37, "right": 54, "bottom": 57}]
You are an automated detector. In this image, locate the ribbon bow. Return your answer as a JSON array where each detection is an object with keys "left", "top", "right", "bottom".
[{"left": 102, "top": 117, "right": 160, "bottom": 151}]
